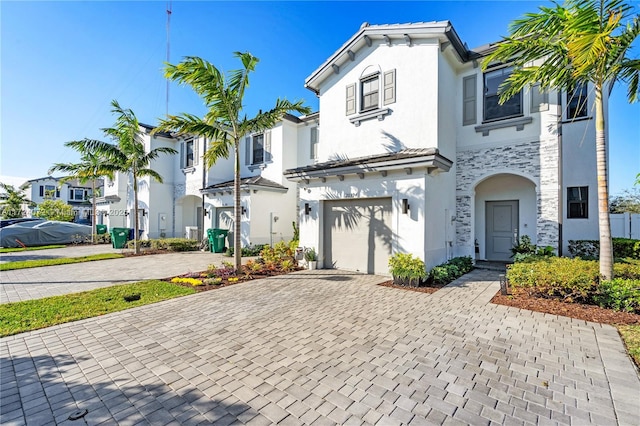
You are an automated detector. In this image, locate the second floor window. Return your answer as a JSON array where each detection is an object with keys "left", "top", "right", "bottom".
[
  {"left": 185, "top": 140, "right": 194, "bottom": 167},
  {"left": 40, "top": 184, "right": 59, "bottom": 199},
  {"left": 361, "top": 75, "right": 379, "bottom": 112},
  {"left": 567, "top": 82, "right": 588, "bottom": 119},
  {"left": 252, "top": 134, "right": 264, "bottom": 165},
  {"left": 69, "top": 189, "right": 86, "bottom": 201},
  {"left": 484, "top": 67, "right": 522, "bottom": 122}
]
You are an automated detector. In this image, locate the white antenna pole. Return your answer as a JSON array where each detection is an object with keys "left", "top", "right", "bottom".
[{"left": 165, "top": 1, "right": 172, "bottom": 117}]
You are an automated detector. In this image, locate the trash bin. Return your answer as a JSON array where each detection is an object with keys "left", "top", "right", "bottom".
[
  {"left": 110, "top": 228, "right": 129, "bottom": 249},
  {"left": 96, "top": 224, "right": 107, "bottom": 235},
  {"left": 128, "top": 228, "right": 144, "bottom": 240},
  {"left": 207, "top": 228, "right": 229, "bottom": 253}
]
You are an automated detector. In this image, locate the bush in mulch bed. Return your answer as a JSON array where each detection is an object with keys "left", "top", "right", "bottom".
[
  {"left": 381, "top": 256, "right": 475, "bottom": 294},
  {"left": 168, "top": 258, "right": 304, "bottom": 292}
]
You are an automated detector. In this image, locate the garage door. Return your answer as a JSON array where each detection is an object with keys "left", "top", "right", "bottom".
[{"left": 323, "top": 198, "right": 393, "bottom": 275}]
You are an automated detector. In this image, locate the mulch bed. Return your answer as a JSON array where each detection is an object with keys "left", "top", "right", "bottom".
[
  {"left": 378, "top": 280, "right": 446, "bottom": 294},
  {"left": 379, "top": 277, "right": 640, "bottom": 326},
  {"left": 492, "top": 288, "right": 640, "bottom": 325},
  {"left": 168, "top": 269, "right": 303, "bottom": 293}
]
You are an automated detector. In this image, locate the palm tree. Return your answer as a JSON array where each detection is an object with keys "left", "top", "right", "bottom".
[
  {"left": 155, "top": 52, "right": 311, "bottom": 271},
  {"left": 49, "top": 147, "right": 119, "bottom": 243},
  {"left": 484, "top": 0, "right": 639, "bottom": 280},
  {"left": 0, "top": 183, "right": 34, "bottom": 219},
  {"left": 67, "top": 100, "right": 177, "bottom": 254}
]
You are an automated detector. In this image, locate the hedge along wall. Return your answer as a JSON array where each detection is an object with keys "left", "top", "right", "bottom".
[{"left": 568, "top": 238, "right": 640, "bottom": 260}]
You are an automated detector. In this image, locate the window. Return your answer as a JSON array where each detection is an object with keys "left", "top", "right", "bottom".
[
  {"left": 44, "top": 185, "right": 58, "bottom": 199},
  {"left": 361, "top": 75, "right": 379, "bottom": 112},
  {"left": 252, "top": 134, "right": 264, "bottom": 165},
  {"left": 310, "top": 127, "right": 318, "bottom": 160},
  {"left": 567, "top": 186, "right": 588, "bottom": 218},
  {"left": 69, "top": 189, "right": 85, "bottom": 201},
  {"left": 185, "top": 140, "right": 194, "bottom": 167},
  {"left": 567, "top": 82, "right": 588, "bottom": 119},
  {"left": 484, "top": 67, "right": 522, "bottom": 121}
]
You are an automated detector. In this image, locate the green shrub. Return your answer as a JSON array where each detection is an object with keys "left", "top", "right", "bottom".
[
  {"left": 126, "top": 238, "right": 199, "bottom": 251},
  {"left": 507, "top": 257, "right": 640, "bottom": 307},
  {"left": 428, "top": 256, "right": 474, "bottom": 285},
  {"left": 225, "top": 244, "right": 268, "bottom": 257},
  {"left": 388, "top": 253, "right": 427, "bottom": 286},
  {"left": 568, "top": 238, "right": 640, "bottom": 260},
  {"left": 593, "top": 279, "right": 640, "bottom": 313}
]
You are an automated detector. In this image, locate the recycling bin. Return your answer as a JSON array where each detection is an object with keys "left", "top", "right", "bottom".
[
  {"left": 110, "top": 228, "right": 129, "bottom": 249},
  {"left": 96, "top": 224, "right": 107, "bottom": 235},
  {"left": 207, "top": 228, "right": 229, "bottom": 253}
]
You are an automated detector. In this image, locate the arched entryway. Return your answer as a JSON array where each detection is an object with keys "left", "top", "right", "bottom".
[{"left": 474, "top": 173, "right": 537, "bottom": 261}]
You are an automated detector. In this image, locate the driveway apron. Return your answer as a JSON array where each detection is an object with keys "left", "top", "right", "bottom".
[{"left": 1, "top": 269, "right": 638, "bottom": 425}]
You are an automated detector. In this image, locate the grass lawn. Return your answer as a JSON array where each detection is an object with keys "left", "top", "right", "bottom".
[
  {"left": 0, "top": 253, "right": 124, "bottom": 271},
  {"left": 617, "top": 325, "right": 640, "bottom": 368},
  {"left": 0, "top": 245, "right": 66, "bottom": 253},
  {"left": 0, "top": 280, "right": 195, "bottom": 337}
]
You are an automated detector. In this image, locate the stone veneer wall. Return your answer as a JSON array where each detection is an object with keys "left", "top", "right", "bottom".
[{"left": 455, "top": 138, "right": 559, "bottom": 254}]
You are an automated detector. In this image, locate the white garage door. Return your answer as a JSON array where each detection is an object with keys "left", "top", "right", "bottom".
[{"left": 323, "top": 198, "right": 393, "bottom": 275}]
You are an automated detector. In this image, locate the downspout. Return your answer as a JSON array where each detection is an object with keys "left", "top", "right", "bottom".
[
  {"left": 201, "top": 136, "right": 208, "bottom": 240},
  {"left": 557, "top": 91, "right": 563, "bottom": 256}
]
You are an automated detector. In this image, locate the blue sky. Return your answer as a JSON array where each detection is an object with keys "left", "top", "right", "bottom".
[{"left": 2, "top": 1, "right": 638, "bottom": 195}]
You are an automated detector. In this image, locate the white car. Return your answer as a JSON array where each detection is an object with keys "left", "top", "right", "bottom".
[{"left": 0, "top": 220, "right": 92, "bottom": 247}]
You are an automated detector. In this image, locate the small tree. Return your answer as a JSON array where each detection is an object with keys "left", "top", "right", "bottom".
[
  {"left": 50, "top": 146, "right": 119, "bottom": 243},
  {"left": 610, "top": 188, "right": 640, "bottom": 213},
  {"left": 34, "top": 199, "right": 75, "bottom": 222},
  {"left": 0, "top": 183, "right": 34, "bottom": 219}
]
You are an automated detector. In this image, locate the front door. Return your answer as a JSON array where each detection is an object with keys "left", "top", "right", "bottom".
[{"left": 486, "top": 200, "right": 518, "bottom": 261}]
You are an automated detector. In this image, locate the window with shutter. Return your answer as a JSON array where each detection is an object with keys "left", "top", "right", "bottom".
[
  {"left": 252, "top": 134, "right": 264, "bottom": 164},
  {"left": 264, "top": 131, "right": 272, "bottom": 162},
  {"left": 245, "top": 137, "right": 251, "bottom": 165},
  {"left": 346, "top": 83, "right": 356, "bottom": 115},
  {"left": 39, "top": 185, "right": 44, "bottom": 197},
  {"left": 462, "top": 75, "right": 477, "bottom": 125},
  {"left": 483, "top": 67, "right": 522, "bottom": 121},
  {"left": 185, "top": 140, "right": 194, "bottom": 167},
  {"left": 383, "top": 69, "right": 396, "bottom": 105},
  {"left": 361, "top": 75, "right": 379, "bottom": 112},
  {"left": 310, "top": 127, "right": 318, "bottom": 160}
]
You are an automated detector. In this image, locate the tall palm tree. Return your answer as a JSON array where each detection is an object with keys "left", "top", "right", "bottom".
[
  {"left": 155, "top": 52, "right": 311, "bottom": 271},
  {"left": 49, "top": 147, "right": 119, "bottom": 243},
  {"left": 68, "top": 100, "right": 177, "bottom": 254},
  {"left": 0, "top": 183, "right": 34, "bottom": 219},
  {"left": 484, "top": 0, "right": 639, "bottom": 280}
]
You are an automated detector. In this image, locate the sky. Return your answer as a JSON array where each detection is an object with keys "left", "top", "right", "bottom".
[{"left": 1, "top": 0, "right": 639, "bottom": 195}]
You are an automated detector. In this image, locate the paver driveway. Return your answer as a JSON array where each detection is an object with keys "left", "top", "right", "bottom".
[{"left": 1, "top": 269, "right": 639, "bottom": 425}]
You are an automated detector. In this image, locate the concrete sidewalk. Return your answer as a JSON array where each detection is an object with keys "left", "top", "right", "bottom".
[
  {"left": 0, "top": 250, "right": 227, "bottom": 303},
  {"left": 1, "top": 269, "right": 638, "bottom": 425}
]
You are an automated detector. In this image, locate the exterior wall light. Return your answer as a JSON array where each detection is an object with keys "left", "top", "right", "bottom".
[
  {"left": 402, "top": 198, "right": 410, "bottom": 214},
  {"left": 304, "top": 203, "right": 312, "bottom": 215}
]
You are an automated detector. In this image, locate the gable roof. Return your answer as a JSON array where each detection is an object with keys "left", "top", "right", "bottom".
[
  {"left": 305, "top": 21, "right": 477, "bottom": 93},
  {"left": 201, "top": 176, "right": 288, "bottom": 194}
]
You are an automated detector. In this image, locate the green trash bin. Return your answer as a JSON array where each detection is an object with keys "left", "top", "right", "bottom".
[
  {"left": 96, "top": 224, "right": 107, "bottom": 235},
  {"left": 207, "top": 228, "right": 229, "bottom": 253},
  {"left": 110, "top": 227, "right": 129, "bottom": 249}
]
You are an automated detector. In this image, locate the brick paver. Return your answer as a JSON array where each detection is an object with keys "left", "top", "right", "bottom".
[{"left": 1, "top": 268, "right": 639, "bottom": 425}]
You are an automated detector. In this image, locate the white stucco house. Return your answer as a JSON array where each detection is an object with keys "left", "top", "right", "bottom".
[
  {"left": 284, "top": 21, "right": 602, "bottom": 275},
  {"left": 22, "top": 176, "right": 100, "bottom": 223}
]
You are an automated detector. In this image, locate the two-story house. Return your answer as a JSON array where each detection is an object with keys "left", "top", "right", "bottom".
[
  {"left": 23, "top": 176, "right": 101, "bottom": 224},
  {"left": 284, "top": 21, "right": 601, "bottom": 275}
]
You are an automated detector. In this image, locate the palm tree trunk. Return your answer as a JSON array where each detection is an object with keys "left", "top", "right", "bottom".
[
  {"left": 133, "top": 171, "right": 140, "bottom": 255},
  {"left": 595, "top": 84, "right": 613, "bottom": 280},
  {"left": 91, "top": 180, "right": 96, "bottom": 244},
  {"left": 234, "top": 139, "right": 241, "bottom": 271}
]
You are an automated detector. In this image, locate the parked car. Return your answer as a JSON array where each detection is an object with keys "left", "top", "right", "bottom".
[
  {"left": 0, "top": 220, "right": 92, "bottom": 248},
  {"left": 0, "top": 218, "right": 43, "bottom": 228}
]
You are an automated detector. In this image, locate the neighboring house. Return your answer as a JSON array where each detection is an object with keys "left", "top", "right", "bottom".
[
  {"left": 98, "top": 118, "right": 317, "bottom": 248},
  {"left": 22, "top": 176, "right": 101, "bottom": 223},
  {"left": 284, "top": 21, "right": 602, "bottom": 275}
]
